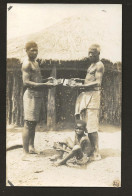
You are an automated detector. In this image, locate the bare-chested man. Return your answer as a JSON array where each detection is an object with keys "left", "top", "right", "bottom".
[
  {"left": 74, "top": 44, "right": 105, "bottom": 161},
  {"left": 22, "top": 41, "right": 56, "bottom": 159}
]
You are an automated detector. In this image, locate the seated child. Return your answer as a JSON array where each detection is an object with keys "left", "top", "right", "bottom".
[{"left": 51, "top": 120, "right": 92, "bottom": 166}]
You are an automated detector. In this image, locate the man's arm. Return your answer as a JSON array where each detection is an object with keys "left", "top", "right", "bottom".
[
  {"left": 42, "top": 77, "right": 55, "bottom": 83},
  {"left": 22, "top": 63, "right": 56, "bottom": 89},
  {"left": 94, "top": 62, "right": 105, "bottom": 85}
]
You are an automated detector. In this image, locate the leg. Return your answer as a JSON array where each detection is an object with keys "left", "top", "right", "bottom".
[
  {"left": 88, "top": 132, "right": 99, "bottom": 154},
  {"left": 22, "top": 120, "right": 31, "bottom": 154},
  {"left": 88, "top": 133, "right": 95, "bottom": 155},
  {"left": 29, "top": 121, "right": 37, "bottom": 153},
  {"left": 50, "top": 151, "right": 64, "bottom": 161},
  {"left": 54, "top": 151, "right": 75, "bottom": 166},
  {"left": 86, "top": 109, "right": 101, "bottom": 160},
  {"left": 88, "top": 132, "right": 101, "bottom": 161},
  {"left": 22, "top": 91, "right": 40, "bottom": 156},
  {"left": 51, "top": 138, "right": 74, "bottom": 162},
  {"left": 55, "top": 145, "right": 82, "bottom": 166},
  {"left": 50, "top": 142, "right": 65, "bottom": 161}
]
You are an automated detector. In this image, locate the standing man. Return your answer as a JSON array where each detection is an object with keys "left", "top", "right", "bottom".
[
  {"left": 74, "top": 44, "right": 105, "bottom": 161},
  {"left": 22, "top": 41, "right": 56, "bottom": 158}
]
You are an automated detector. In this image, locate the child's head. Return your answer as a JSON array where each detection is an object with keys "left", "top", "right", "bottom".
[{"left": 75, "top": 120, "right": 87, "bottom": 136}]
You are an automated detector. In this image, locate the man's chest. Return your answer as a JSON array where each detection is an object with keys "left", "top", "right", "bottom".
[
  {"left": 30, "top": 61, "right": 42, "bottom": 81},
  {"left": 87, "top": 63, "right": 97, "bottom": 75}
]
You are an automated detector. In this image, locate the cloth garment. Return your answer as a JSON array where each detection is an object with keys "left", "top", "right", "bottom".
[
  {"left": 80, "top": 108, "right": 99, "bottom": 133},
  {"left": 75, "top": 90, "right": 101, "bottom": 115},
  {"left": 23, "top": 88, "right": 44, "bottom": 122}
]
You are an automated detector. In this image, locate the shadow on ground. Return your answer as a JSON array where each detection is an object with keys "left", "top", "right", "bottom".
[
  {"left": 38, "top": 149, "right": 58, "bottom": 157},
  {"left": 99, "top": 124, "right": 121, "bottom": 133},
  {"left": 100, "top": 148, "right": 121, "bottom": 159}
]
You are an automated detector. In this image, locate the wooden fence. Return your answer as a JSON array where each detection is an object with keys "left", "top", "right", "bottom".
[{"left": 6, "top": 58, "right": 121, "bottom": 127}]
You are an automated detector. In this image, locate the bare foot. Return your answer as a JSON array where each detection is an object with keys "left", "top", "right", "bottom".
[
  {"left": 29, "top": 147, "right": 38, "bottom": 154},
  {"left": 89, "top": 153, "right": 101, "bottom": 161},
  {"left": 21, "top": 153, "right": 37, "bottom": 161},
  {"left": 49, "top": 155, "right": 62, "bottom": 161},
  {"left": 21, "top": 153, "right": 30, "bottom": 161},
  {"left": 76, "top": 155, "right": 89, "bottom": 165},
  {"left": 53, "top": 160, "right": 62, "bottom": 167}
]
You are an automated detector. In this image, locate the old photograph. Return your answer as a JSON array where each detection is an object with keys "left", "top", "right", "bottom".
[{"left": 6, "top": 4, "right": 122, "bottom": 187}]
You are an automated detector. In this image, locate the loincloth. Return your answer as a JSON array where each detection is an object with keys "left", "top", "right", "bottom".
[
  {"left": 23, "top": 89, "right": 44, "bottom": 122},
  {"left": 80, "top": 109, "right": 99, "bottom": 133},
  {"left": 75, "top": 90, "right": 101, "bottom": 133},
  {"left": 75, "top": 90, "right": 101, "bottom": 115}
]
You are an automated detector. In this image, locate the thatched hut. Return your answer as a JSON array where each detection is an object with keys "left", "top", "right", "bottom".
[{"left": 7, "top": 16, "right": 121, "bottom": 129}]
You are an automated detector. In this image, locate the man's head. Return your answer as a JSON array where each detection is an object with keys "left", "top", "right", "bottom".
[
  {"left": 88, "top": 44, "right": 101, "bottom": 63},
  {"left": 75, "top": 120, "right": 87, "bottom": 136},
  {"left": 25, "top": 41, "right": 38, "bottom": 60}
]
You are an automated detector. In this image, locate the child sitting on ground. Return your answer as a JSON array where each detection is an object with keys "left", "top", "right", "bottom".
[{"left": 51, "top": 120, "right": 92, "bottom": 166}]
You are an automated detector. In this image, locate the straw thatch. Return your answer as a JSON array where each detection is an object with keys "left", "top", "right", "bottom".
[{"left": 7, "top": 15, "right": 121, "bottom": 63}]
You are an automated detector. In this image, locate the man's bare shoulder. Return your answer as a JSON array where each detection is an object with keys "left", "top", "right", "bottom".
[
  {"left": 96, "top": 61, "right": 104, "bottom": 67},
  {"left": 22, "top": 59, "right": 31, "bottom": 72},
  {"left": 96, "top": 61, "right": 104, "bottom": 72}
]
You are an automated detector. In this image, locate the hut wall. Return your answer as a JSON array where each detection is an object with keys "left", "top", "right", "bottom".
[
  {"left": 6, "top": 58, "right": 121, "bottom": 127},
  {"left": 6, "top": 69, "right": 24, "bottom": 126},
  {"left": 100, "top": 70, "right": 122, "bottom": 125}
]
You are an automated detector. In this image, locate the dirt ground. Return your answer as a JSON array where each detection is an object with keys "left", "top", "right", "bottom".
[{"left": 6, "top": 124, "right": 121, "bottom": 187}]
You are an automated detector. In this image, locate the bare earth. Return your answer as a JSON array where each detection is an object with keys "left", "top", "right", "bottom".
[{"left": 6, "top": 125, "right": 121, "bottom": 187}]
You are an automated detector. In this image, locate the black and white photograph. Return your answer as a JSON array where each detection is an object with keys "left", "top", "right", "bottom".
[{"left": 6, "top": 4, "right": 122, "bottom": 187}]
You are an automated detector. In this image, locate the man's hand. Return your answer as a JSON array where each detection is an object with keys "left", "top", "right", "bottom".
[
  {"left": 71, "top": 78, "right": 84, "bottom": 82},
  {"left": 43, "top": 77, "right": 56, "bottom": 83},
  {"left": 47, "top": 77, "right": 55, "bottom": 80},
  {"left": 45, "top": 82, "right": 58, "bottom": 88},
  {"left": 70, "top": 84, "right": 83, "bottom": 89}
]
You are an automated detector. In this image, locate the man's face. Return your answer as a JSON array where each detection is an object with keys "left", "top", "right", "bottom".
[
  {"left": 75, "top": 123, "right": 85, "bottom": 136},
  {"left": 88, "top": 49, "right": 99, "bottom": 63},
  {"left": 27, "top": 47, "right": 38, "bottom": 60}
]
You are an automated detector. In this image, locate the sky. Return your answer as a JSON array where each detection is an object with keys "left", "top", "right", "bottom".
[{"left": 7, "top": 4, "right": 122, "bottom": 40}]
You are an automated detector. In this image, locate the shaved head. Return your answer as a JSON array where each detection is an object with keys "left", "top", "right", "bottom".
[
  {"left": 88, "top": 44, "right": 101, "bottom": 63},
  {"left": 75, "top": 120, "right": 86, "bottom": 128},
  {"left": 89, "top": 44, "right": 101, "bottom": 54}
]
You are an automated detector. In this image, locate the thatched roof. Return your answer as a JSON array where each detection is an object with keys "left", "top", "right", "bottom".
[{"left": 7, "top": 15, "right": 121, "bottom": 63}]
